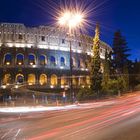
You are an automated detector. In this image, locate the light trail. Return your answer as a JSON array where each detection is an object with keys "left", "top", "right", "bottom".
[
  {"left": 14, "top": 129, "right": 21, "bottom": 138},
  {"left": 29, "top": 94, "right": 140, "bottom": 140},
  {"left": 1, "top": 92, "right": 140, "bottom": 140},
  {"left": 1, "top": 129, "right": 13, "bottom": 139},
  {"left": 0, "top": 105, "right": 79, "bottom": 113},
  {"left": 58, "top": 106, "right": 140, "bottom": 139}
]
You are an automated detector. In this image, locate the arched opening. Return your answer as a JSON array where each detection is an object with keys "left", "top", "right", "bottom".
[
  {"left": 86, "top": 76, "right": 90, "bottom": 85},
  {"left": 16, "top": 74, "right": 24, "bottom": 83},
  {"left": 16, "top": 53, "right": 24, "bottom": 65},
  {"left": 28, "top": 54, "right": 36, "bottom": 65},
  {"left": 39, "top": 55, "right": 46, "bottom": 66},
  {"left": 4, "top": 53, "right": 12, "bottom": 65},
  {"left": 85, "top": 60, "right": 88, "bottom": 69},
  {"left": 77, "top": 59, "right": 84, "bottom": 68},
  {"left": 61, "top": 76, "right": 68, "bottom": 86},
  {"left": 39, "top": 74, "right": 47, "bottom": 85},
  {"left": 72, "top": 75, "right": 78, "bottom": 86},
  {"left": 50, "top": 56, "right": 56, "bottom": 66},
  {"left": 79, "top": 76, "right": 85, "bottom": 85},
  {"left": 72, "top": 57, "right": 76, "bottom": 67},
  {"left": 80, "top": 59, "right": 85, "bottom": 68},
  {"left": 51, "top": 74, "right": 58, "bottom": 86},
  {"left": 78, "top": 59, "right": 81, "bottom": 68},
  {"left": 28, "top": 74, "right": 36, "bottom": 85},
  {"left": 60, "top": 57, "right": 65, "bottom": 66},
  {"left": 3, "top": 74, "right": 11, "bottom": 85},
  {"left": 101, "top": 63, "right": 104, "bottom": 73}
]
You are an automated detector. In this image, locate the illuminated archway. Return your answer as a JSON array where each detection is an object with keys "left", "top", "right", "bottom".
[
  {"left": 16, "top": 74, "right": 24, "bottom": 83},
  {"left": 61, "top": 76, "right": 67, "bottom": 86},
  {"left": 60, "top": 57, "right": 65, "bottom": 66},
  {"left": 28, "top": 74, "right": 36, "bottom": 85},
  {"left": 51, "top": 74, "right": 58, "bottom": 86},
  {"left": 80, "top": 59, "right": 85, "bottom": 68},
  {"left": 78, "top": 59, "right": 81, "bottom": 68},
  {"left": 78, "top": 59, "right": 84, "bottom": 68},
  {"left": 72, "top": 57, "right": 76, "bottom": 67},
  {"left": 39, "top": 74, "right": 47, "bottom": 85},
  {"left": 4, "top": 53, "right": 12, "bottom": 65},
  {"left": 16, "top": 53, "right": 24, "bottom": 65},
  {"left": 50, "top": 56, "right": 56, "bottom": 66},
  {"left": 101, "top": 63, "right": 104, "bottom": 73},
  {"left": 28, "top": 54, "right": 36, "bottom": 65},
  {"left": 79, "top": 76, "right": 85, "bottom": 85},
  {"left": 86, "top": 76, "right": 90, "bottom": 85},
  {"left": 72, "top": 75, "right": 78, "bottom": 86},
  {"left": 39, "top": 55, "right": 47, "bottom": 65},
  {"left": 3, "top": 74, "right": 11, "bottom": 85}
]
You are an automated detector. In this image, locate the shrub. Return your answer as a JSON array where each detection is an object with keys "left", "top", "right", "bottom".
[
  {"left": 77, "top": 87, "right": 95, "bottom": 101},
  {"left": 134, "top": 84, "right": 140, "bottom": 91}
]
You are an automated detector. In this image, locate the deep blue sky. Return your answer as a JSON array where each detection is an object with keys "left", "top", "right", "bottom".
[{"left": 0, "top": 0, "right": 139, "bottom": 61}]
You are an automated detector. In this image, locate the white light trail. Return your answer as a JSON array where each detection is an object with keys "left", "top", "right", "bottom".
[{"left": 0, "top": 101, "right": 116, "bottom": 113}]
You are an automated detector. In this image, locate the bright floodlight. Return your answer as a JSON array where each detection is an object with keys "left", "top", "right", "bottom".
[{"left": 58, "top": 11, "right": 84, "bottom": 29}]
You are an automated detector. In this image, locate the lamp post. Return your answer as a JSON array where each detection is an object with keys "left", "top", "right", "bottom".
[{"left": 58, "top": 11, "right": 84, "bottom": 102}]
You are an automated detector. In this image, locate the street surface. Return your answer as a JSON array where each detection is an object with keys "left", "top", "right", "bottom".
[{"left": 1, "top": 91, "right": 140, "bottom": 140}]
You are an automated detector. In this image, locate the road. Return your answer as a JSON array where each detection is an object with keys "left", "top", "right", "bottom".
[{"left": 1, "top": 92, "right": 140, "bottom": 140}]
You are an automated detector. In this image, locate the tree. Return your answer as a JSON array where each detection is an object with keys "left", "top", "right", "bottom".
[
  {"left": 102, "top": 49, "right": 110, "bottom": 92},
  {"left": 123, "top": 64, "right": 129, "bottom": 90},
  {"left": 134, "top": 61, "right": 140, "bottom": 85},
  {"left": 130, "top": 60, "right": 140, "bottom": 89},
  {"left": 113, "top": 30, "right": 130, "bottom": 74},
  {"left": 113, "top": 30, "right": 130, "bottom": 91},
  {"left": 90, "top": 24, "right": 102, "bottom": 94}
]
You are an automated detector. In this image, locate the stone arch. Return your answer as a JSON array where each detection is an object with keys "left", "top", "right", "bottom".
[
  {"left": 39, "top": 74, "right": 47, "bottom": 85},
  {"left": 78, "top": 59, "right": 84, "bottom": 68},
  {"left": 39, "top": 55, "right": 47, "bottom": 65},
  {"left": 86, "top": 76, "right": 90, "bottom": 85},
  {"left": 85, "top": 60, "right": 88, "bottom": 69},
  {"left": 100, "top": 62, "right": 104, "bottom": 73},
  {"left": 72, "top": 57, "right": 76, "bottom": 67},
  {"left": 51, "top": 74, "right": 58, "bottom": 86},
  {"left": 60, "top": 57, "right": 65, "bottom": 66},
  {"left": 50, "top": 56, "right": 56, "bottom": 66},
  {"left": 72, "top": 75, "right": 78, "bottom": 86},
  {"left": 79, "top": 76, "right": 85, "bottom": 85},
  {"left": 4, "top": 53, "right": 12, "bottom": 65},
  {"left": 16, "top": 74, "right": 24, "bottom": 83},
  {"left": 78, "top": 59, "right": 81, "bottom": 68},
  {"left": 61, "top": 75, "right": 68, "bottom": 86},
  {"left": 16, "top": 53, "right": 24, "bottom": 65},
  {"left": 80, "top": 59, "right": 85, "bottom": 68},
  {"left": 28, "top": 53, "right": 36, "bottom": 65},
  {"left": 2, "top": 74, "right": 11, "bottom": 85},
  {"left": 28, "top": 74, "right": 36, "bottom": 85}
]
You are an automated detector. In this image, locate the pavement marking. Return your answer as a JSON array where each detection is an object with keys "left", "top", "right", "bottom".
[
  {"left": 14, "top": 129, "right": 21, "bottom": 138},
  {"left": 1, "top": 129, "right": 13, "bottom": 139}
]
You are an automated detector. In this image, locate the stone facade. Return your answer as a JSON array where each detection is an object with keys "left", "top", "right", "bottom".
[{"left": 0, "top": 22, "right": 112, "bottom": 89}]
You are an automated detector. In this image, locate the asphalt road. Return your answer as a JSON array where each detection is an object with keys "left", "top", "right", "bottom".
[{"left": 1, "top": 92, "right": 140, "bottom": 140}]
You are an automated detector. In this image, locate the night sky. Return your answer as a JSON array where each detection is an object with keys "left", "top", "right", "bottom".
[{"left": 0, "top": 0, "right": 139, "bottom": 61}]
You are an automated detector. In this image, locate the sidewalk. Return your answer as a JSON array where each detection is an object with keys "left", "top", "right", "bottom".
[{"left": 0, "top": 99, "right": 72, "bottom": 107}]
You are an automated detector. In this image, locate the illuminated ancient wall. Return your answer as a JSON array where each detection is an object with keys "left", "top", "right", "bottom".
[{"left": 0, "top": 23, "right": 112, "bottom": 89}]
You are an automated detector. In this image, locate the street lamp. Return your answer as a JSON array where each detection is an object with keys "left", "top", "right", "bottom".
[
  {"left": 58, "top": 11, "right": 84, "bottom": 33},
  {"left": 58, "top": 11, "right": 84, "bottom": 102}
]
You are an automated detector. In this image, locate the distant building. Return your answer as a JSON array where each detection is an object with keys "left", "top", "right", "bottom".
[{"left": 0, "top": 22, "right": 112, "bottom": 90}]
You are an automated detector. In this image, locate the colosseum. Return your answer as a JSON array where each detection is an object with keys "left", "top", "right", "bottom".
[{"left": 0, "top": 22, "right": 112, "bottom": 92}]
